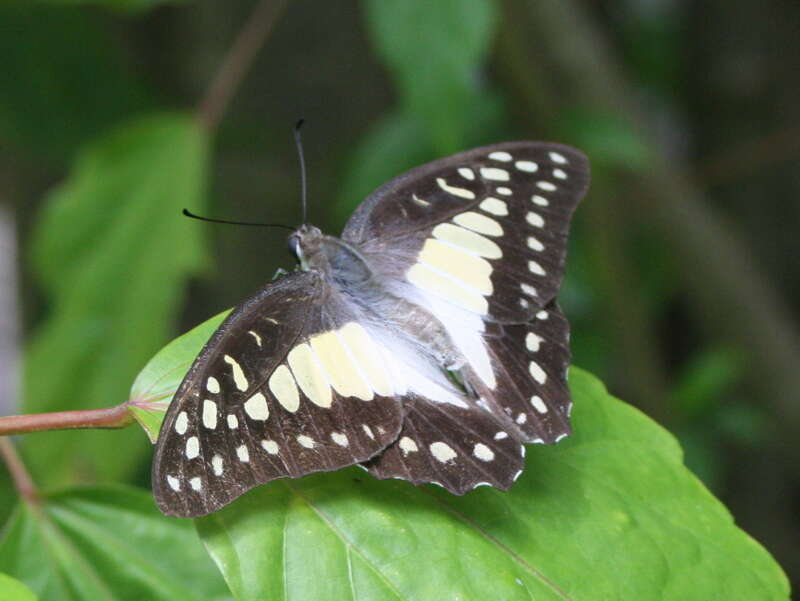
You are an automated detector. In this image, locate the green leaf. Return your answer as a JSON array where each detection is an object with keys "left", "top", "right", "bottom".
[
  {"left": 363, "top": 0, "right": 497, "bottom": 152},
  {"left": 0, "top": 486, "right": 229, "bottom": 601},
  {"left": 0, "top": 573, "right": 37, "bottom": 601},
  {"left": 23, "top": 113, "right": 209, "bottom": 484},
  {"left": 0, "top": 7, "right": 152, "bottom": 161},
  {"left": 129, "top": 311, "right": 230, "bottom": 443},
  {"left": 191, "top": 369, "right": 788, "bottom": 601}
]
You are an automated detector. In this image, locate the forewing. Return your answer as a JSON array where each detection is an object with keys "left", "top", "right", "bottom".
[
  {"left": 152, "top": 272, "right": 403, "bottom": 517},
  {"left": 342, "top": 142, "right": 589, "bottom": 322}
]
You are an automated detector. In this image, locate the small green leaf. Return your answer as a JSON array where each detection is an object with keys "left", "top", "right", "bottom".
[
  {"left": 24, "top": 113, "right": 209, "bottom": 484},
  {"left": 0, "top": 486, "right": 230, "bottom": 601},
  {"left": 129, "top": 311, "right": 229, "bottom": 442},
  {"left": 0, "top": 573, "right": 37, "bottom": 601},
  {"left": 192, "top": 369, "right": 788, "bottom": 601}
]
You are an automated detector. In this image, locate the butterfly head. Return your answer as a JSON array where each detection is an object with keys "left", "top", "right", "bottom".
[{"left": 288, "top": 224, "right": 324, "bottom": 271}]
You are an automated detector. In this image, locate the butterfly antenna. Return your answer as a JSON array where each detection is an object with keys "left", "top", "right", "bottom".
[
  {"left": 294, "top": 118, "right": 308, "bottom": 224},
  {"left": 181, "top": 209, "right": 294, "bottom": 231}
]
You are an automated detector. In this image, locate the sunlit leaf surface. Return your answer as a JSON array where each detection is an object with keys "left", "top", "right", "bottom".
[
  {"left": 191, "top": 368, "right": 788, "bottom": 600},
  {"left": 0, "top": 573, "right": 37, "bottom": 601},
  {"left": 0, "top": 486, "right": 230, "bottom": 601},
  {"left": 130, "top": 319, "right": 788, "bottom": 600},
  {"left": 24, "top": 113, "right": 209, "bottom": 484}
]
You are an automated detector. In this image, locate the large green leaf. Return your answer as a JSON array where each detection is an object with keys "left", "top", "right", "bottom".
[
  {"left": 23, "top": 113, "right": 209, "bottom": 484},
  {"left": 363, "top": 0, "right": 498, "bottom": 153},
  {"left": 129, "top": 315, "right": 788, "bottom": 599},
  {"left": 0, "top": 486, "right": 229, "bottom": 601},
  {"left": 15, "top": 1, "right": 184, "bottom": 12},
  {"left": 194, "top": 369, "right": 788, "bottom": 600}
]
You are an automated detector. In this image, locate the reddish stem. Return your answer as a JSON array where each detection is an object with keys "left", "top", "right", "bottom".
[
  {"left": 0, "top": 438, "right": 40, "bottom": 506},
  {"left": 0, "top": 402, "right": 134, "bottom": 436}
]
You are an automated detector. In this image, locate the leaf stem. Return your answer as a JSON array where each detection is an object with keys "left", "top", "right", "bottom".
[
  {"left": 0, "top": 438, "right": 40, "bottom": 506},
  {"left": 0, "top": 402, "right": 134, "bottom": 437},
  {"left": 196, "top": 0, "right": 288, "bottom": 132}
]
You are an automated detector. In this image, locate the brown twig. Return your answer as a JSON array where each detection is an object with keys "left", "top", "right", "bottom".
[
  {"left": 196, "top": 0, "right": 288, "bottom": 131},
  {"left": 0, "top": 437, "right": 39, "bottom": 506},
  {"left": 0, "top": 402, "right": 134, "bottom": 437}
]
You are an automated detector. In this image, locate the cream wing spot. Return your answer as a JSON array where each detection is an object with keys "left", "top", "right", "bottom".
[
  {"left": 525, "top": 333, "right": 543, "bottom": 352},
  {"left": 520, "top": 283, "right": 538, "bottom": 297},
  {"left": 227, "top": 414, "right": 239, "bottom": 429},
  {"left": 339, "top": 322, "right": 393, "bottom": 397},
  {"left": 480, "top": 167, "right": 510, "bottom": 181},
  {"left": 418, "top": 239, "right": 493, "bottom": 294},
  {"left": 528, "top": 260, "right": 546, "bottom": 276},
  {"left": 223, "top": 355, "right": 248, "bottom": 392},
  {"left": 536, "top": 310, "right": 549, "bottom": 320},
  {"left": 287, "top": 343, "right": 332, "bottom": 408},
  {"left": 309, "top": 330, "right": 372, "bottom": 400},
  {"left": 527, "top": 236, "right": 544, "bottom": 251},
  {"left": 526, "top": 212, "right": 545, "bottom": 228},
  {"left": 432, "top": 224, "right": 501, "bottom": 259},
  {"left": 531, "top": 395, "right": 549, "bottom": 413},
  {"left": 515, "top": 160, "right": 538, "bottom": 172},
  {"left": 236, "top": 445, "right": 250, "bottom": 462},
  {"left": 529, "top": 361, "right": 547, "bottom": 384},
  {"left": 494, "top": 431, "right": 509, "bottom": 440},
  {"left": 430, "top": 441, "right": 457, "bottom": 463},
  {"left": 248, "top": 330, "right": 262, "bottom": 347},
  {"left": 532, "top": 195, "right": 549, "bottom": 207},
  {"left": 537, "top": 181, "right": 557, "bottom": 192},
  {"left": 331, "top": 432, "right": 349, "bottom": 447},
  {"left": 174, "top": 411, "right": 188, "bottom": 435},
  {"left": 297, "top": 435, "right": 315, "bottom": 449},
  {"left": 261, "top": 439, "right": 279, "bottom": 454},
  {"left": 473, "top": 443, "right": 495, "bottom": 462},
  {"left": 458, "top": 167, "right": 475, "bottom": 180},
  {"left": 549, "top": 151, "right": 567, "bottom": 164},
  {"left": 189, "top": 477, "right": 202, "bottom": 491},
  {"left": 206, "top": 377, "right": 220, "bottom": 394},
  {"left": 412, "top": 194, "right": 430, "bottom": 207},
  {"left": 268, "top": 364, "right": 300, "bottom": 412},
  {"left": 553, "top": 168, "right": 567, "bottom": 180},
  {"left": 453, "top": 212, "right": 503, "bottom": 236},
  {"left": 496, "top": 186, "right": 512, "bottom": 196},
  {"left": 244, "top": 392, "right": 269, "bottom": 421},
  {"left": 488, "top": 151, "right": 512, "bottom": 161},
  {"left": 362, "top": 424, "right": 375, "bottom": 439},
  {"left": 479, "top": 197, "right": 509, "bottom": 216},
  {"left": 202, "top": 400, "right": 217, "bottom": 429},
  {"left": 516, "top": 413, "right": 527, "bottom": 424},
  {"left": 211, "top": 454, "right": 224, "bottom": 476},
  {"left": 399, "top": 436, "right": 418, "bottom": 455},
  {"left": 167, "top": 475, "right": 180, "bottom": 491},
  {"left": 437, "top": 177, "right": 475, "bottom": 199},
  {"left": 407, "top": 263, "right": 489, "bottom": 315},
  {"left": 185, "top": 436, "right": 199, "bottom": 459}
]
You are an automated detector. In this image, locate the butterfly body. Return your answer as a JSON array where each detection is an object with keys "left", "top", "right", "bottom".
[{"left": 153, "top": 141, "right": 589, "bottom": 517}]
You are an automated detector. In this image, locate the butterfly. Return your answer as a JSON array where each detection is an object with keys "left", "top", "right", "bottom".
[{"left": 152, "top": 141, "right": 589, "bottom": 517}]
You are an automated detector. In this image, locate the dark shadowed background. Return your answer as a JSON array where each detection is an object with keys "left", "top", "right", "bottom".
[{"left": 1, "top": 0, "right": 798, "bottom": 591}]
